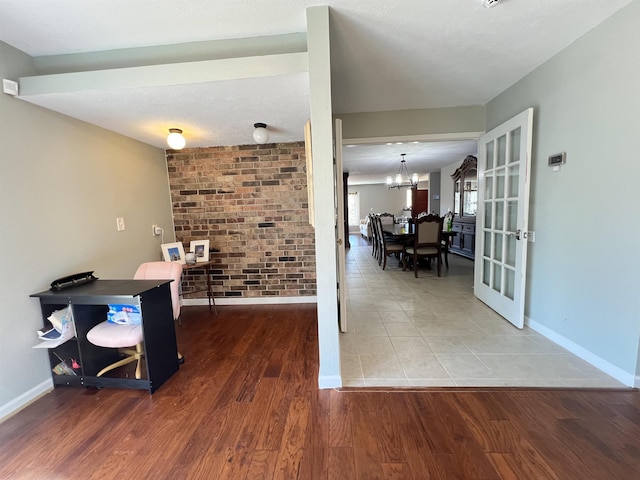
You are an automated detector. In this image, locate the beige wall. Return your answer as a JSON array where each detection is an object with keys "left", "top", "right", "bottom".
[
  {"left": 0, "top": 40, "right": 174, "bottom": 418},
  {"left": 339, "top": 106, "right": 485, "bottom": 140},
  {"left": 166, "top": 143, "right": 316, "bottom": 300},
  {"left": 486, "top": 1, "right": 640, "bottom": 384}
]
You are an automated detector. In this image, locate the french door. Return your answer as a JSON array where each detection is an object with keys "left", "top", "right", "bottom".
[
  {"left": 335, "top": 118, "right": 348, "bottom": 333},
  {"left": 474, "top": 108, "right": 533, "bottom": 328}
]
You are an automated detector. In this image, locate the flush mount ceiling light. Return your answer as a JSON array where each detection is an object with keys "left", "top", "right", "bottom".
[
  {"left": 167, "top": 128, "right": 186, "bottom": 150},
  {"left": 253, "top": 123, "right": 269, "bottom": 144},
  {"left": 387, "top": 154, "right": 420, "bottom": 189},
  {"left": 482, "top": 0, "right": 502, "bottom": 8}
]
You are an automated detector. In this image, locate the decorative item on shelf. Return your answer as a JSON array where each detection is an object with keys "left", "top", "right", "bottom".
[
  {"left": 167, "top": 128, "right": 186, "bottom": 150},
  {"left": 185, "top": 252, "right": 197, "bottom": 265},
  {"left": 253, "top": 122, "right": 269, "bottom": 144},
  {"left": 386, "top": 153, "right": 419, "bottom": 189},
  {"left": 161, "top": 242, "right": 186, "bottom": 264},
  {"left": 189, "top": 239, "right": 210, "bottom": 263}
]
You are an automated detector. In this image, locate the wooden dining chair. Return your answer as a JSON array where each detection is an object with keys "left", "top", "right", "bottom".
[
  {"left": 370, "top": 214, "right": 381, "bottom": 262},
  {"left": 403, "top": 214, "right": 444, "bottom": 277},
  {"left": 375, "top": 215, "right": 404, "bottom": 270}
]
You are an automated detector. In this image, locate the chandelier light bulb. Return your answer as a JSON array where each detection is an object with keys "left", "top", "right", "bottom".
[{"left": 167, "top": 128, "right": 185, "bottom": 150}]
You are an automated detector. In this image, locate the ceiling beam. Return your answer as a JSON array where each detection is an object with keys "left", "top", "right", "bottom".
[{"left": 18, "top": 52, "right": 309, "bottom": 95}]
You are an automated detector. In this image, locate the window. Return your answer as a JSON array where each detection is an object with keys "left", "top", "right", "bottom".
[
  {"left": 348, "top": 192, "right": 360, "bottom": 226},
  {"left": 406, "top": 189, "right": 412, "bottom": 210}
]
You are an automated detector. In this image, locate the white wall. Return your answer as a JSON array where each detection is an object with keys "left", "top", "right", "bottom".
[
  {"left": 439, "top": 161, "right": 458, "bottom": 215},
  {"left": 349, "top": 184, "right": 409, "bottom": 221},
  {"left": 486, "top": 1, "right": 640, "bottom": 385},
  {"left": 307, "top": 6, "right": 341, "bottom": 388},
  {"left": 0, "top": 41, "right": 175, "bottom": 419}
]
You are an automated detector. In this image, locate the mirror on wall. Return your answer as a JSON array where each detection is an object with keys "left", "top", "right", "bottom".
[{"left": 452, "top": 155, "right": 478, "bottom": 217}]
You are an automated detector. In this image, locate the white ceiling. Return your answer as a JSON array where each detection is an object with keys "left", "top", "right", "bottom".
[{"left": 0, "top": 0, "right": 632, "bottom": 184}]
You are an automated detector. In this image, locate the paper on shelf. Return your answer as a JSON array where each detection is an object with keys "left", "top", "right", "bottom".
[{"left": 33, "top": 306, "right": 76, "bottom": 349}]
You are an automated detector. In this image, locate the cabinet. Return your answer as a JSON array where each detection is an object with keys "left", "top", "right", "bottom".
[
  {"left": 450, "top": 155, "right": 477, "bottom": 259},
  {"left": 450, "top": 217, "right": 476, "bottom": 259},
  {"left": 31, "top": 280, "right": 179, "bottom": 393}
]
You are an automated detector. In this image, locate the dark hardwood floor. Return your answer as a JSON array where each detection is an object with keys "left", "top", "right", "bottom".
[{"left": 1, "top": 304, "right": 638, "bottom": 479}]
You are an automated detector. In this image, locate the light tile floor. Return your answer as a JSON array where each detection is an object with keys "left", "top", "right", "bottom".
[{"left": 341, "top": 234, "right": 626, "bottom": 388}]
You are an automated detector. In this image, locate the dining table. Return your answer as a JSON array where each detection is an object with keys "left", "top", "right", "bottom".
[{"left": 383, "top": 223, "right": 415, "bottom": 242}]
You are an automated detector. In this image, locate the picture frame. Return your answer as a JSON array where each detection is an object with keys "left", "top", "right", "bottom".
[
  {"left": 189, "top": 239, "right": 210, "bottom": 263},
  {"left": 304, "top": 119, "right": 315, "bottom": 227},
  {"left": 161, "top": 242, "right": 186, "bottom": 264}
]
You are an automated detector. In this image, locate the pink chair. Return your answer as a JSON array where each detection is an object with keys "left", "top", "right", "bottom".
[
  {"left": 134, "top": 262, "right": 184, "bottom": 363},
  {"left": 86, "top": 262, "right": 184, "bottom": 379},
  {"left": 134, "top": 262, "right": 183, "bottom": 324}
]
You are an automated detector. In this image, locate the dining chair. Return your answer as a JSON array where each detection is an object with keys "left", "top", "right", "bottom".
[
  {"left": 375, "top": 215, "right": 404, "bottom": 270},
  {"left": 370, "top": 214, "right": 381, "bottom": 262},
  {"left": 403, "top": 214, "right": 444, "bottom": 277},
  {"left": 378, "top": 212, "right": 395, "bottom": 240}
]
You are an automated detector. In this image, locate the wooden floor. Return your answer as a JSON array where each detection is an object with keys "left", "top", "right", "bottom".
[{"left": 1, "top": 305, "right": 638, "bottom": 479}]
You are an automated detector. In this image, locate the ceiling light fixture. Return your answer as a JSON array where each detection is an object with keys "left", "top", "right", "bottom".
[
  {"left": 167, "top": 128, "right": 186, "bottom": 150},
  {"left": 387, "top": 154, "right": 419, "bottom": 189},
  {"left": 253, "top": 122, "right": 269, "bottom": 144},
  {"left": 482, "top": 0, "right": 502, "bottom": 8}
]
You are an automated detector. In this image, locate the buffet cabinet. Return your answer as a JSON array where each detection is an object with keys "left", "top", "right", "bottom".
[
  {"left": 450, "top": 155, "right": 478, "bottom": 260},
  {"left": 450, "top": 216, "right": 476, "bottom": 260}
]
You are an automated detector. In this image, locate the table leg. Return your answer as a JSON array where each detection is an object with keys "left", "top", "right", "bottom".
[{"left": 206, "top": 266, "right": 217, "bottom": 316}]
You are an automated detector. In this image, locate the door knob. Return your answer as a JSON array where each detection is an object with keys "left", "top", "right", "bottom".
[{"left": 506, "top": 229, "right": 522, "bottom": 240}]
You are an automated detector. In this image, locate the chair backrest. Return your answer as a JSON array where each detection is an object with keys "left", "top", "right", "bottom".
[
  {"left": 370, "top": 214, "right": 380, "bottom": 239},
  {"left": 378, "top": 213, "right": 395, "bottom": 226},
  {"left": 374, "top": 215, "right": 385, "bottom": 245},
  {"left": 134, "top": 261, "right": 183, "bottom": 321},
  {"left": 414, "top": 214, "right": 443, "bottom": 247}
]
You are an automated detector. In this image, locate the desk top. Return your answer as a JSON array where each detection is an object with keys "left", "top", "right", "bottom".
[{"left": 31, "top": 279, "right": 172, "bottom": 299}]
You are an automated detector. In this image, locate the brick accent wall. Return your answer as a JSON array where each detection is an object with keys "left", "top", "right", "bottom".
[{"left": 166, "top": 142, "right": 317, "bottom": 300}]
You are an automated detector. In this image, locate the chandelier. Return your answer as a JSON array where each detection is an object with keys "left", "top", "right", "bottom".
[{"left": 387, "top": 153, "right": 419, "bottom": 189}]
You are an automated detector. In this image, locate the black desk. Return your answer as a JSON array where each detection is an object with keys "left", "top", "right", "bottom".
[{"left": 31, "top": 280, "right": 179, "bottom": 393}]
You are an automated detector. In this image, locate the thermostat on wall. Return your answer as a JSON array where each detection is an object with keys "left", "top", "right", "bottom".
[{"left": 548, "top": 152, "right": 566, "bottom": 166}]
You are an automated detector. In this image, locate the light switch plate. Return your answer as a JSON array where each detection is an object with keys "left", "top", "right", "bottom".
[
  {"left": 548, "top": 152, "right": 566, "bottom": 166},
  {"left": 116, "top": 217, "right": 125, "bottom": 231},
  {"left": 2, "top": 79, "right": 19, "bottom": 96}
]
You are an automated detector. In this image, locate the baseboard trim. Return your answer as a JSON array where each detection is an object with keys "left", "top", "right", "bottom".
[
  {"left": 526, "top": 316, "right": 635, "bottom": 387},
  {"left": 182, "top": 296, "right": 317, "bottom": 306},
  {"left": 318, "top": 374, "right": 342, "bottom": 389},
  {"left": 0, "top": 378, "right": 53, "bottom": 422}
]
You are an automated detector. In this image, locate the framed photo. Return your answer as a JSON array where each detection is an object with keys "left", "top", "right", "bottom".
[
  {"left": 304, "top": 119, "right": 315, "bottom": 227},
  {"left": 190, "top": 239, "right": 210, "bottom": 263},
  {"left": 161, "top": 242, "right": 186, "bottom": 264}
]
